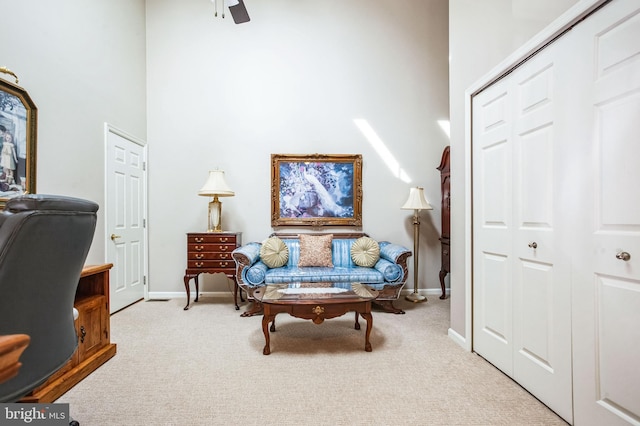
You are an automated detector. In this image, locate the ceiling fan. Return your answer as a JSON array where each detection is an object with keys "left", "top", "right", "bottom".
[{"left": 212, "top": 0, "right": 250, "bottom": 24}]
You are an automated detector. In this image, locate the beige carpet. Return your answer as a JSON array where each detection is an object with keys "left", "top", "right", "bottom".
[{"left": 57, "top": 295, "right": 567, "bottom": 425}]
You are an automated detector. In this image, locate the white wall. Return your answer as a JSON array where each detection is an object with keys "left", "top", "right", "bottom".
[
  {"left": 448, "top": 0, "right": 578, "bottom": 343},
  {"left": 146, "top": 0, "right": 450, "bottom": 296},
  {"left": 0, "top": 0, "right": 147, "bottom": 265}
]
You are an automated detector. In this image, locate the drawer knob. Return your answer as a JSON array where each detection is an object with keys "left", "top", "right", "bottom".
[
  {"left": 528, "top": 242, "right": 537, "bottom": 249},
  {"left": 195, "top": 254, "right": 204, "bottom": 259},
  {"left": 80, "top": 325, "right": 86, "bottom": 343},
  {"left": 195, "top": 262, "right": 204, "bottom": 267},
  {"left": 195, "top": 237, "right": 204, "bottom": 243},
  {"left": 195, "top": 245, "right": 203, "bottom": 251}
]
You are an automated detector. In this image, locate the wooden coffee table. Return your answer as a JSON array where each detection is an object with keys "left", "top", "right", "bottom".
[{"left": 252, "top": 282, "right": 379, "bottom": 355}]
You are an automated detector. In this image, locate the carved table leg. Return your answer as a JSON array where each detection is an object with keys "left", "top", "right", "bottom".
[
  {"left": 183, "top": 274, "right": 192, "bottom": 310},
  {"left": 240, "top": 301, "right": 263, "bottom": 317},
  {"left": 373, "top": 300, "right": 405, "bottom": 314},
  {"left": 233, "top": 278, "right": 239, "bottom": 310},
  {"left": 262, "top": 312, "right": 275, "bottom": 355},
  {"left": 354, "top": 312, "right": 360, "bottom": 330},
  {"left": 361, "top": 311, "right": 373, "bottom": 352},
  {"left": 439, "top": 269, "right": 448, "bottom": 299},
  {"left": 193, "top": 275, "right": 200, "bottom": 303}
]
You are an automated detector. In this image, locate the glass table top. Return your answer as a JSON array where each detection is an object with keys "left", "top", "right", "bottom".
[{"left": 254, "top": 282, "right": 378, "bottom": 303}]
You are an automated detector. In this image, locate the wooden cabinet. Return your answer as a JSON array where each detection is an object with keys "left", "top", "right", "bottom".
[
  {"left": 437, "top": 146, "right": 450, "bottom": 300},
  {"left": 21, "top": 264, "right": 117, "bottom": 403},
  {"left": 183, "top": 232, "right": 242, "bottom": 310}
]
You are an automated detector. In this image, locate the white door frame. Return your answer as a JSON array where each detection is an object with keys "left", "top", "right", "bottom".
[{"left": 104, "top": 123, "right": 149, "bottom": 305}]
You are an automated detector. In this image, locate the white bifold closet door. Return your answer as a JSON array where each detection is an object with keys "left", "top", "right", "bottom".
[
  {"left": 472, "top": 0, "right": 640, "bottom": 424},
  {"left": 471, "top": 24, "right": 575, "bottom": 423}
]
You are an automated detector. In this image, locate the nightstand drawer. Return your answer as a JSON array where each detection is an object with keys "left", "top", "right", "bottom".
[
  {"left": 188, "top": 234, "right": 237, "bottom": 244},
  {"left": 187, "top": 260, "right": 235, "bottom": 269},
  {"left": 188, "top": 243, "right": 236, "bottom": 253},
  {"left": 188, "top": 251, "right": 233, "bottom": 261}
]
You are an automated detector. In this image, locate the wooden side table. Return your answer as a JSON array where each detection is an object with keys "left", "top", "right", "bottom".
[{"left": 183, "top": 232, "right": 242, "bottom": 310}]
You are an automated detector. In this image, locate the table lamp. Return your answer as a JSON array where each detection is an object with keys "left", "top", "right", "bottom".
[
  {"left": 198, "top": 170, "right": 234, "bottom": 232},
  {"left": 401, "top": 186, "right": 433, "bottom": 302}
]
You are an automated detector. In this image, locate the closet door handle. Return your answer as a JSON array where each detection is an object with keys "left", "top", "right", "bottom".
[
  {"left": 616, "top": 251, "right": 631, "bottom": 261},
  {"left": 528, "top": 242, "right": 537, "bottom": 249}
]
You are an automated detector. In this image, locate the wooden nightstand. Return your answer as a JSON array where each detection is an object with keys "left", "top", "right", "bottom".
[{"left": 183, "top": 232, "right": 242, "bottom": 310}]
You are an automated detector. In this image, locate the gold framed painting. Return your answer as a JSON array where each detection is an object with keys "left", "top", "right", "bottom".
[
  {"left": 0, "top": 68, "right": 37, "bottom": 206},
  {"left": 271, "top": 153, "right": 362, "bottom": 227}
]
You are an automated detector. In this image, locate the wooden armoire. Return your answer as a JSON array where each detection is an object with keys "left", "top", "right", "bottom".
[{"left": 437, "top": 146, "right": 450, "bottom": 300}]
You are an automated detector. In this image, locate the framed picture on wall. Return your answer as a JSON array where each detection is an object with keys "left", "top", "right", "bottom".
[
  {"left": 0, "top": 68, "right": 37, "bottom": 206},
  {"left": 271, "top": 153, "right": 362, "bottom": 227}
]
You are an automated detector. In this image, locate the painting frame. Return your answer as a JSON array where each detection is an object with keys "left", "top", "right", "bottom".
[
  {"left": 271, "top": 153, "right": 362, "bottom": 227},
  {"left": 0, "top": 69, "right": 37, "bottom": 206}
]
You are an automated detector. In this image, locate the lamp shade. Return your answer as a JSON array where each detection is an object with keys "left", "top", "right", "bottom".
[
  {"left": 401, "top": 186, "right": 433, "bottom": 210},
  {"left": 198, "top": 170, "right": 235, "bottom": 197}
]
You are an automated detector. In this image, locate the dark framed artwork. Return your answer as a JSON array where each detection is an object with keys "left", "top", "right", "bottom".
[
  {"left": 0, "top": 68, "right": 37, "bottom": 206},
  {"left": 271, "top": 153, "right": 362, "bottom": 227}
]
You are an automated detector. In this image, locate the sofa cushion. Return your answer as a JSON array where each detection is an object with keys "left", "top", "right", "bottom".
[
  {"left": 260, "top": 236, "right": 289, "bottom": 268},
  {"left": 298, "top": 234, "right": 333, "bottom": 267},
  {"left": 264, "top": 266, "right": 384, "bottom": 284},
  {"left": 350, "top": 236, "right": 380, "bottom": 267}
]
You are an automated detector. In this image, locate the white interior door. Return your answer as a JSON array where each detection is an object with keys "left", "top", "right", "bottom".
[
  {"left": 105, "top": 124, "right": 147, "bottom": 313},
  {"left": 572, "top": 0, "right": 640, "bottom": 424},
  {"left": 473, "top": 30, "right": 573, "bottom": 422}
]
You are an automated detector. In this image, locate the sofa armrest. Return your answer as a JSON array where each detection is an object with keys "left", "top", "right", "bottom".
[
  {"left": 379, "top": 242, "right": 411, "bottom": 263},
  {"left": 232, "top": 242, "right": 261, "bottom": 266},
  {"left": 378, "top": 241, "right": 412, "bottom": 283},
  {"left": 232, "top": 242, "right": 262, "bottom": 288}
]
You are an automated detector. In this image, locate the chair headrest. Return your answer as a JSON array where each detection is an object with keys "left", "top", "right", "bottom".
[{"left": 4, "top": 194, "right": 99, "bottom": 214}]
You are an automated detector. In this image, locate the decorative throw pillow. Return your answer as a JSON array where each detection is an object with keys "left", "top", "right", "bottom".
[
  {"left": 260, "top": 236, "right": 289, "bottom": 268},
  {"left": 298, "top": 234, "right": 334, "bottom": 267},
  {"left": 351, "top": 237, "right": 380, "bottom": 267}
]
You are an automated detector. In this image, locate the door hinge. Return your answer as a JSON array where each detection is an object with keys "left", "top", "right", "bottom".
[
  {"left": 143, "top": 161, "right": 146, "bottom": 171},
  {"left": 143, "top": 276, "right": 147, "bottom": 286},
  {"left": 143, "top": 218, "right": 146, "bottom": 228}
]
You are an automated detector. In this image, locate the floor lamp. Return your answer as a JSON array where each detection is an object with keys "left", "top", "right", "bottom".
[{"left": 402, "top": 186, "right": 433, "bottom": 303}]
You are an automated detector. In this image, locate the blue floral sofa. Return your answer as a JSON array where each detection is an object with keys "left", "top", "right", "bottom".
[{"left": 231, "top": 232, "right": 412, "bottom": 315}]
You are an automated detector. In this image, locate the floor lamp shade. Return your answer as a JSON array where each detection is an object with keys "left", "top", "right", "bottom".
[
  {"left": 401, "top": 187, "right": 432, "bottom": 302},
  {"left": 198, "top": 170, "right": 234, "bottom": 232}
]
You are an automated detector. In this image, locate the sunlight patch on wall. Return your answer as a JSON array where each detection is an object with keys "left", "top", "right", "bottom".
[
  {"left": 353, "top": 119, "right": 411, "bottom": 183},
  {"left": 438, "top": 119, "right": 450, "bottom": 139}
]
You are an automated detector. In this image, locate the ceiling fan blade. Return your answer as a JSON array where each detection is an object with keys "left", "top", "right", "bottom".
[{"left": 228, "top": 0, "right": 250, "bottom": 24}]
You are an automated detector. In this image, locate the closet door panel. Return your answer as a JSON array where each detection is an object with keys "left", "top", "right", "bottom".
[
  {"left": 510, "top": 45, "right": 573, "bottom": 421},
  {"left": 572, "top": 1, "right": 640, "bottom": 424},
  {"left": 472, "top": 82, "right": 514, "bottom": 375}
]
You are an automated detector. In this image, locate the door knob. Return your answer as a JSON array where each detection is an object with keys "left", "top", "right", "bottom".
[
  {"left": 528, "top": 242, "right": 537, "bottom": 249},
  {"left": 110, "top": 234, "right": 121, "bottom": 241},
  {"left": 616, "top": 251, "right": 631, "bottom": 261}
]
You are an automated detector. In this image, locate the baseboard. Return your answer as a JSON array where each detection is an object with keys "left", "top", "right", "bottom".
[
  {"left": 151, "top": 288, "right": 450, "bottom": 301},
  {"left": 448, "top": 327, "right": 469, "bottom": 351},
  {"left": 148, "top": 291, "right": 236, "bottom": 300}
]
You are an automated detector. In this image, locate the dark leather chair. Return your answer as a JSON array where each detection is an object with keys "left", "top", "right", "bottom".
[{"left": 0, "top": 194, "right": 98, "bottom": 404}]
